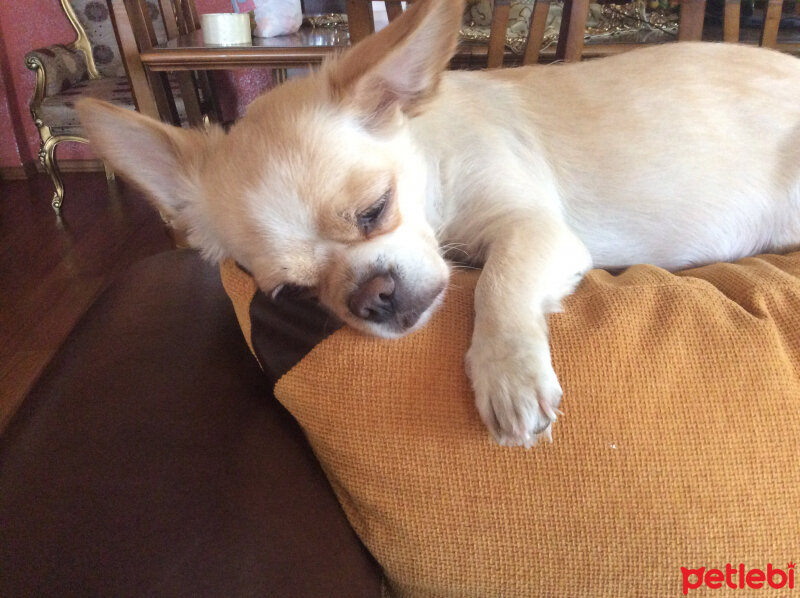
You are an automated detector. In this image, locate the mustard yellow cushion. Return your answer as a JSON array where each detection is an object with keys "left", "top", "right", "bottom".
[
  {"left": 269, "top": 253, "right": 800, "bottom": 597},
  {"left": 220, "top": 260, "right": 258, "bottom": 357}
]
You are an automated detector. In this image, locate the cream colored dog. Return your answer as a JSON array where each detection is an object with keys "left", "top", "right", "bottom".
[{"left": 78, "top": 0, "right": 800, "bottom": 447}]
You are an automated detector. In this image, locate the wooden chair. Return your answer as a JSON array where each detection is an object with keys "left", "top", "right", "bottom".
[
  {"left": 554, "top": 0, "right": 799, "bottom": 63},
  {"left": 23, "top": 0, "right": 172, "bottom": 212},
  {"left": 106, "top": 0, "right": 218, "bottom": 126},
  {"left": 346, "top": 0, "right": 799, "bottom": 69},
  {"left": 344, "top": 0, "right": 529, "bottom": 68}
]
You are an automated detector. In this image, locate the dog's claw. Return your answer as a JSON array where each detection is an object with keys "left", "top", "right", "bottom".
[
  {"left": 494, "top": 422, "right": 554, "bottom": 449},
  {"left": 541, "top": 402, "right": 558, "bottom": 423}
]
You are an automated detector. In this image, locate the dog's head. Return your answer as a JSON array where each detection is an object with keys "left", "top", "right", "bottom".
[{"left": 78, "top": 0, "right": 463, "bottom": 338}]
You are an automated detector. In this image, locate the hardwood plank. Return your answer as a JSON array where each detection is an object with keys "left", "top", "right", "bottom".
[
  {"left": 0, "top": 351, "right": 52, "bottom": 432},
  {"left": 0, "top": 172, "right": 172, "bottom": 433}
]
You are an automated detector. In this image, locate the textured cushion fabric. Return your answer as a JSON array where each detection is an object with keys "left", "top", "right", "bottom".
[
  {"left": 220, "top": 260, "right": 260, "bottom": 356},
  {"left": 25, "top": 45, "right": 90, "bottom": 96},
  {"left": 270, "top": 252, "right": 800, "bottom": 598}
]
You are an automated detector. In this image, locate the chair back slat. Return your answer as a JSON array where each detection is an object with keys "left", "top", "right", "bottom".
[
  {"left": 172, "top": 0, "right": 200, "bottom": 33},
  {"left": 487, "top": 0, "right": 512, "bottom": 68},
  {"left": 385, "top": 0, "right": 404, "bottom": 21},
  {"left": 522, "top": 0, "right": 551, "bottom": 65},
  {"left": 677, "top": 0, "right": 706, "bottom": 41},
  {"left": 547, "top": 0, "right": 795, "bottom": 61},
  {"left": 173, "top": 0, "right": 190, "bottom": 34},
  {"left": 125, "top": 0, "right": 159, "bottom": 50},
  {"left": 723, "top": 0, "right": 741, "bottom": 42},
  {"left": 555, "top": 0, "right": 590, "bottom": 61},
  {"left": 108, "top": 0, "right": 162, "bottom": 118},
  {"left": 170, "top": 0, "right": 202, "bottom": 35},
  {"left": 158, "top": 0, "right": 181, "bottom": 39},
  {"left": 110, "top": 0, "right": 208, "bottom": 125},
  {"left": 185, "top": 0, "right": 201, "bottom": 30},
  {"left": 760, "top": 0, "right": 782, "bottom": 48},
  {"left": 346, "top": 0, "right": 376, "bottom": 43}
]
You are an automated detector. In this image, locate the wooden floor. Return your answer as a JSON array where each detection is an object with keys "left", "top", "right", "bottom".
[{"left": 0, "top": 172, "right": 173, "bottom": 432}]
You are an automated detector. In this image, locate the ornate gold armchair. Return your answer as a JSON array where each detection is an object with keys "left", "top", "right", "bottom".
[{"left": 25, "top": 0, "right": 170, "bottom": 213}]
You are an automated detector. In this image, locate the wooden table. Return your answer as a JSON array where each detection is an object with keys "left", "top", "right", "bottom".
[
  {"left": 139, "top": 17, "right": 800, "bottom": 73},
  {"left": 135, "top": 12, "right": 800, "bottom": 124},
  {"left": 140, "top": 25, "right": 353, "bottom": 71},
  {"left": 138, "top": 24, "right": 528, "bottom": 74},
  {"left": 136, "top": 21, "right": 523, "bottom": 123}
]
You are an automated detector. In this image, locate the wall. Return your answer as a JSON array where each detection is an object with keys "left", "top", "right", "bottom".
[
  {"left": 0, "top": 0, "right": 272, "bottom": 170},
  {"left": 0, "top": 48, "right": 23, "bottom": 168},
  {"left": 0, "top": 2, "right": 78, "bottom": 167}
]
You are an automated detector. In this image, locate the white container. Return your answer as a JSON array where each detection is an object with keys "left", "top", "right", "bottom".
[
  {"left": 201, "top": 13, "right": 252, "bottom": 45},
  {"left": 253, "top": 0, "right": 303, "bottom": 38}
]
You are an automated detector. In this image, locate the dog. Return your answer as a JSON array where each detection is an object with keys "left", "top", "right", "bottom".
[{"left": 78, "top": 0, "right": 800, "bottom": 448}]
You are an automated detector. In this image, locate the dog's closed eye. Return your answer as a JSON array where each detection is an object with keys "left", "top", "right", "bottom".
[{"left": 357, "top": 188, "right": 391, "bottom": 236}]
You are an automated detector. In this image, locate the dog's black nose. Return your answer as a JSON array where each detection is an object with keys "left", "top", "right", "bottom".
[{"left": 348, "top": 272, "right": 396, "bottom": 323}]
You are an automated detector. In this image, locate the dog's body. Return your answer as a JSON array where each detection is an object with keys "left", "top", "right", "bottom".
[
  {"left": 79, "top": 0, "right": 800, "bottom": 447},
  {"left": 424, "top": 43, "right": 800, "bottom": 270}
]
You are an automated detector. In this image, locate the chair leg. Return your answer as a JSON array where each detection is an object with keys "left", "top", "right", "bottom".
[
  {"left": 38, "top": 135, "right": 89, "bottom": 214},
  {"left": 39, "top": 137, "right": 65, "bottom": 214},
  {"left": 272, "top": 68, "right": 288, "bottom": 85},
  {"left": 103, "top": 161, "right": 115, "bottom": 182}
]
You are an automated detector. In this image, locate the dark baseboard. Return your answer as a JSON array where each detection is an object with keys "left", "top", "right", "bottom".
[{"left": 1, "top": 160, "right": 105, "bottom": 181}]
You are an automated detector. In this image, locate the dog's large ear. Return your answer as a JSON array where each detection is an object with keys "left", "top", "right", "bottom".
[
  {"left": 77, "top": 98, "right": 224, "bottom": 258},
  {"left": 327, "top": 0, "right": 463, "bottom": 127}
]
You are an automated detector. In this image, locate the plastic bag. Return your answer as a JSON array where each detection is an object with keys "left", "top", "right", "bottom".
[{"left": 253, "top": 0, "right": 303, "bottom": 37}]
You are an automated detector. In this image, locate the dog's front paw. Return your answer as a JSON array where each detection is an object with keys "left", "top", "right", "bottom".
[{"left": 466, "top": 334, "right": 562, "bottom": 448}]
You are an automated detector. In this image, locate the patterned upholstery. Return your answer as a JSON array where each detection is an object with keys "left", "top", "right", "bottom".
[
  {"left": 25, "top": 44, "right": 90, "bottom": 96},
  {"left": 69, "top": 0, "right": 168, "bottom": 78},
  {"left": 41, "top": 77, "right": 133, "bottom": 135},
  {"left": 25, "top": 0, "right": 195, "bottom": 211},
  {"left": 41, "top": 76, "right": 187, "bottom": 136},
  {"left": 467, "top": 0, "right": 535, "bottom": 34},
  {"left": 25, "top": 0, "right": 180, "bottom": 136}
]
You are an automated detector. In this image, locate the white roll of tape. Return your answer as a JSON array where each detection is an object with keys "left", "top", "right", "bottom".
[{"left": 201, "top": 13, "right": 252, "bottom": 46}]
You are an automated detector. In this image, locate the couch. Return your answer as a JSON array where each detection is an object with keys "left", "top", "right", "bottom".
[
  {"left": 0, "top": 250, "right": 382, "bottom": 596},
  {"left": 3, "top": 246, "right": 798, "bottom": 596}
]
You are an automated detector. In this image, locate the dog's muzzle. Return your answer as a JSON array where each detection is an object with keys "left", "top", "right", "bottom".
[{"left": 348, "top": 271, "right": 445, "bottom": 332}]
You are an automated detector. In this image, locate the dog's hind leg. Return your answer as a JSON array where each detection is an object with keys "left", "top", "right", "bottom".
[{"left": 465, "top": 209, "right": 592, "bottom": 447}]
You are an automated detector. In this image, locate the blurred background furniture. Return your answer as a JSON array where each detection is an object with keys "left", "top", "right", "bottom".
[
  {"left": 555, "top": 0, "right": 800, "bottom": 61},
  {"left": 138, "top": 0, "right": 800, "bottom": 125},
  {"left": 24, "top": 0, "right": 212, "bottom": 214},
  {"left": 135, "top": 0, "right": 547, "bottom": 121},
  {"left": 107, "top": 0, "right": 218, "bottom": 125},
  {"left": 24, "top": 0, "right": 799, "bottom": 210}
]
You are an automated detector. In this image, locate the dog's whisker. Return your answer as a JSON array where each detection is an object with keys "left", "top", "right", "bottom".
[{"left": 440, "top": 245, "right": 471, "bottom": 259}]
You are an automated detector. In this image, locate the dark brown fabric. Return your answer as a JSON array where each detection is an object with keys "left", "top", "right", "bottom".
[
  {"left": 249, "top": 287, "right": 342, "bottom": 386},
  {"left": 0, "top": 250, "right": 381, "bottom": 597}
]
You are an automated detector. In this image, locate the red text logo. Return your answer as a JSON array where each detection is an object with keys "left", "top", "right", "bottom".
[{"left": 682, "top": 563, "right": 795, "bottom": 594}]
